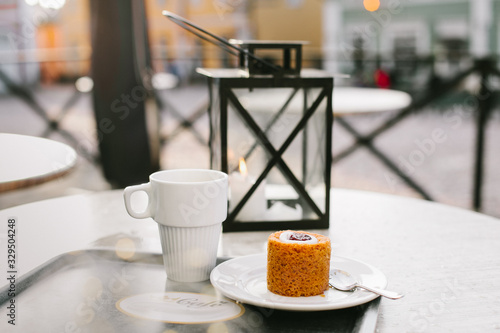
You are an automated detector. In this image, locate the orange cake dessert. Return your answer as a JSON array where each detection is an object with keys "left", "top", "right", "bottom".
[{"left": 267, "top": 230, "right": 331, "bottom": 297}]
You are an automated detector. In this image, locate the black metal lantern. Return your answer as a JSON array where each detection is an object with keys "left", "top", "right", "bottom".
[{"left": 163, "top": 12, "right": 333, "bottom": 232}]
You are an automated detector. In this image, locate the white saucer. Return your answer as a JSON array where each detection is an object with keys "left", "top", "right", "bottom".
[{"left": 210, "top": 253, "right": 387, "bottom": 311}]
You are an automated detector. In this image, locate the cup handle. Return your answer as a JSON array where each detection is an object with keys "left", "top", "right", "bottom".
[{"left": 123, "top": 183, "right": 154, "bottom": 219}]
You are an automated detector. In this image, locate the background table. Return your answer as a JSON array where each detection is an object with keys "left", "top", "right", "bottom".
[
  {"left": 0, "top": 133, "right": 77, "bottom": 192},
  {"left": 237, "top": 86, "right": 411, "bottom": 116},
  {"left": 329, "top": 87, "right": 437, "bottom": 201},
  {"left": 239, "top": 86, "right": 431, "bottom": 199},
  {"left": 1, "top": 189, "right": 499, "bottom": 332},
  {"left": 332, "top": 86, "right": 411, "bottom": 116}
]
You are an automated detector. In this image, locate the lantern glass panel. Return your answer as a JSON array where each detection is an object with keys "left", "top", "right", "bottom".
[{"left": 210, "top": 84, "right": 329, "bottom": 224}]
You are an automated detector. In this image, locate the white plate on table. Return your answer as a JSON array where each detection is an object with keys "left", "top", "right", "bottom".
[{"left": 210, "top": 253, "right": 387, "bottom": 311}]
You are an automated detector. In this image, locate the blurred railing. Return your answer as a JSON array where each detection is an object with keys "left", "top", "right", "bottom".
[
  {"left": 333, "top": 55, "right": 500, "bottom": 211},
  {"left": 0, "top": 48, "right": 96, "bottom": 163},
  {"left": 2, "top": 50, "right": 499, "bottom": 209}
]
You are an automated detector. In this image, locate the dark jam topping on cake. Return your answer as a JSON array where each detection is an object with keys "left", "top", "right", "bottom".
[{"left": 288, "top": 232, "right": 312, "bottom": 241}]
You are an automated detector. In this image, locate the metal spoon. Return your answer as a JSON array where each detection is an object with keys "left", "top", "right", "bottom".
[{"left": 329, "top": 269, "right": 404, "bottom": 300}]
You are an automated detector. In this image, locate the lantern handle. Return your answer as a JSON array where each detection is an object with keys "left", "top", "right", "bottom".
[{"left": 162, "top": 11, "right": 283, "bottom": 75}]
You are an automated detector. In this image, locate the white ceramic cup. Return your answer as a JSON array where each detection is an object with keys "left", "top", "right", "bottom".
[{"left": 123, "top": 169, "right": 228, "bottom": 282}]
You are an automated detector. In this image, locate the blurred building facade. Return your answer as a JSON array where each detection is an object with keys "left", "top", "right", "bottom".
[
  {"left": 145, "top": 0, "right": 250, "bottom": 83},
  {"left": 325, "top": 0, "right": 500, "bottom": 89},
  {"left": 0, "top": 0, "right": 90, "bottom": 91},
  {"left": 1, "top": 0, "right": 499, "bottom": 90},
  {"left": 145, "top": 0, "right": 325, "bottom": 82},
  {"left": 1, "top": 0, "right": 325, "bottom": 88}
]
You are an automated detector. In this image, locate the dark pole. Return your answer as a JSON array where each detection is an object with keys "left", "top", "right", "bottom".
[
  {"left": 89, "top": 0, "right": 159, "bottom": 188},
  {"left": 473, "top": 58, "right": 494, "bottom": 211}
]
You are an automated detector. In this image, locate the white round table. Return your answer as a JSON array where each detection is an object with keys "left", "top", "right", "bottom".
[
  {"left": 0, "top": 189, "right": 499, "bottom": 332},
  {"left": 0, "top": 133, "right": 77, "bottom": 192},
  {"left": 237, "top": 86, "right": 412, "bottom": 116},
  {"left": 332, "top": 86, "right": 411, "bottom": 115}
]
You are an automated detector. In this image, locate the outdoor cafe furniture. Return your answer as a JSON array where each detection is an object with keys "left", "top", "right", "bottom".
[
  {"left": 0, "top": 133, "right": 77, "bottom": 193},
  {"left": 1, "top": 188, "right": 499, "bottom": 332}
]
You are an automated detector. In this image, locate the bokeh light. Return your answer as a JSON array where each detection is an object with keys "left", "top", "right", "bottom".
[
  {"left": 363, "top": 0, "right": 380, "bottom": 12},
  {"left": 115, "top": 238, "right": 136, "bottom": 260},
  {"left": 207, "top": 322, "right": 229, "bottom": 333},
  {"left": 152, "top": 72, "right": 179, "bottom": 90},
  {"left": 75, "top": 76, "right": 94, "bottom": 93}
]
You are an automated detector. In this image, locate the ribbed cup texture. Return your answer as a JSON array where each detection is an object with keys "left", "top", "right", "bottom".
[{"left": 158, "top": 224, "right": 221, "bottom": 282}]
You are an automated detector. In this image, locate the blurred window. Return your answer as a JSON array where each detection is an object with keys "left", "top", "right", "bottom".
[{"left": 437, "top": 38, "right": 468, "bottom": 62}]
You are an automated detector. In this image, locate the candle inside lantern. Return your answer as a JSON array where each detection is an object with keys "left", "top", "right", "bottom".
[
  {"left": 229, "top": 157, "right": 267, "bottom": 220},
  {"left": 266, "top": 201, "right": 303, "bottom": 221}
]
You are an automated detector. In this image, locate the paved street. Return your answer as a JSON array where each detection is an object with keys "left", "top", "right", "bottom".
[{"left": 1, "top": 83, "right": 499, "bottom": 218}]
